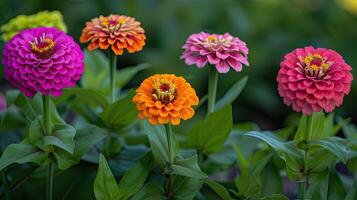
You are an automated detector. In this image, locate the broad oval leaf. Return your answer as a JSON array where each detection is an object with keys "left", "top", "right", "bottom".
[
  {"left": 171, "top": 155, "right": 207, "bottom": 179},
  {"left": 101, "top": 91, "right": 137, "bottom": 131},
  {"left": 94, "top": 154, "right": 120, "bottom": 200},
  {"left": 0, "top": 139, "right": 48, "bottom": 170},
  {"left": 186, "top": 105, "right": 233, "bottom": 154}
]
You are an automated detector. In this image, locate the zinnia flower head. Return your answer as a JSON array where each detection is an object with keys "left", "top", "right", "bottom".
[
  {"left": 133, "top": 74, "right": 199, "bottom": 125},
  {"left": 80, "top": 15, "right": 146, "bottom": 55},
  {"left": 1, "top": 10, "right": 67, "bottom": 42},
  {"left": 277, "top": 46, "right": 353, "bottom": 115},
  {"left": 2, "top": 27, "right": 84, "bottom": 97},
  {"left": 180, "top": 32, "right": 249, "bottom": 73}
]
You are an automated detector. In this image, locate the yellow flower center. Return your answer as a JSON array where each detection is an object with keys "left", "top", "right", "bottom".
[
  {"left": 207, "top": 35, "right": 217, "bottom": 42},
  {"left": 30, "top": 34, "right": 56, "bottom": 59},
  {"left": 301, "top": 53, "right": 332, "bottom": 79},
  {"left": 152, "top": 80, "right": 176, "bottom": 104}
]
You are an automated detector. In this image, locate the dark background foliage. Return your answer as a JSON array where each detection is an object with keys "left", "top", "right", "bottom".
[{"left": 1, "top": 0, "right": 356, "bottom": 129}]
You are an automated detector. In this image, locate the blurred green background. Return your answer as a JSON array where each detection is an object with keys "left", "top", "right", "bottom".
[{"left": 1, "top": 0, "right": 356, "bottom": 129}]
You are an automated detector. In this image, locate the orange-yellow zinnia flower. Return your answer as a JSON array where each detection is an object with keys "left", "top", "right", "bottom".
[
  {"left": 133, "top": 74, "right": 199, "bottom": 125},
  {"left": 80, "top": 15, "right": 146, "bottom": 55}
]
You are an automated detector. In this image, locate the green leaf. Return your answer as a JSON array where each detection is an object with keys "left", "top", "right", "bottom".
[
  {"left": 130, "top": 182, "right": 166, "bottom": 200},
  {"left": 244, "top": 131, "right": 304, "bottom": 180},
  {"left": 323, "top": 114, "right": 350, "bottom": 137},
  {"left": 309, "top": 137, "right": 349, "bottom": 163},
  {"left": 172, "top": 176, "right": 204, "bottom": 200},
  {"left": 5, "top": 89, "right": 20, "bottom": 107},
  {"left": 294, "top": 112, "right": 325, "bottom": 148},
  {"left": 260, "top": 162, "right": 283, "bottom": 196},
  {"left": 116, "top": 63, "right": 150, "bottom": 88},
  {"left": 258, "top": 194, "right": 289, "bottom": 200},
  {"left": 235, "top": 170, "right": 261, "bottom": 198},
  {"left": 171, "top": 155, "right": 207, "bottom": 179},
  {"left": 117, "top": 161, "right": 150, "bottom": 199},
  {"left": 81, "top": 50, "right": 109, "bottom": 89},
  {"left": 186, "top": 105, "right": 233, "bottom": 154},
  {"left": 53, "top": 124, "right": 106, "bottom": 170},
  {"left": 29, "top": 117, "right": 76, "bottom": 154},
  {"left": 232, "top": 144, "right": 249, "bottom": 169},
  {"left": 206, "top": 180, "right": 233, "bottom": 200},
  {"left": 307, "top": 169, "right": 346, "bottom": 200},
  {"left": 94, "top": 154, "right": 120, "bottom": 200},
  {"left": 144, "top": 120, "right": 178, "bottom": 168},
  {"left": 0, "top": 139, "right": 48, "bottom": 170},
  {"left": 345, "top": 178, "right": 357, "bottom": 200},
  {"left": 101, "top": 91, "right": 137, "bottom": 131},
  {"left": 59, "top": 88, "right": 109, "bottom": 108},
  {"left": 215, "top": 76, "right": 248, "bottom": 110}
]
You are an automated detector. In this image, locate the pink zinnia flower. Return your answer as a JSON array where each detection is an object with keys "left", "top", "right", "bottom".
[
  {"left": 2, "top": 27, "right": 84, "bottom": 97},
  {"left": 180, "top": 32, "right": 249, "bottom": 73},
  {"left": 277, "top": 46, "right": 353, "bottom": 115}
]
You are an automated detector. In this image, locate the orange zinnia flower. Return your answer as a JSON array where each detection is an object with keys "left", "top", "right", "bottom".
[
  {"left": 133, "top": 74, "right": 199, "bottom": 125},
  {"left": 80, "top": 15, "right": 146, "bottom": 55}
]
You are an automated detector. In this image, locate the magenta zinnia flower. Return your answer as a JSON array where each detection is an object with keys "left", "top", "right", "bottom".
[
  {"left": 180, "top": 32, "right": 249, "bottom": 73},
  {"left": 277, "top": 46, "right": 353, "bottom": 115},
  {"left": 2, "top": 27, "right": 84, "bottom": 97}
]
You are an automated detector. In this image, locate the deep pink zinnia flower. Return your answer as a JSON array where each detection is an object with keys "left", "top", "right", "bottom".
[
  {"left": 180, "top": 32, "right": 249, "bottom": 73},
  {"left": 277, "top": 46, "right": 353, "bottom": 115},
  {"left": 2, "top": 27, "right": 84, "bottom": 97}
]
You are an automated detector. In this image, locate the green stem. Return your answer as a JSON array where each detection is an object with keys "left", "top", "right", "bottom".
[
  {"left": 109, "top": 50, "right": 117, "bottom": 103},
  {"left": 207, "top": 65, "right": 218, "bottom": 113},
  {"left": 299, "top": 181, "right": 305, "bottom": 200},
  {"left": 46, "top": 162, "right": 54, "bottom": 200},
  {"left": 300, "top": 114, "right": 313, "bottom": 199},
  {"left": 43, "top": 95, "right": 53, "bottom": 200},
  {"left": 165, "top": 124, "right": 173, "bottom": 164},
  {"left": 165, "top": 124, "right": 174, "bottom": 199},
  {"left": 42, "top": 95, "right": 51, "bottom": 135},
  {"left": 1, "top": 170, "right": 11, "bottom": 200}
]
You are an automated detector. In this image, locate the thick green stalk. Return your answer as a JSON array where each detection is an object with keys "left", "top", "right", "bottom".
[
  {"left": 109, "top": 50, "right": 118, "bottom": 103},
  {"left": 165, "top": 124, "right": 174, "bottom": 199},
  {"left": 42, "top": 95, "right": 51, "bottom": 136},
  {"left": 207, "top": 66, "right": 218, "bottom": 113},
  {"left": 43, "top": 95, "right": 53, "bottom": 200},
  {"left": 300, "top": 114, "right": 313, "bottom": 199},
  {"left": 46, "top": 162, "right": 54, "bottom": 200}
]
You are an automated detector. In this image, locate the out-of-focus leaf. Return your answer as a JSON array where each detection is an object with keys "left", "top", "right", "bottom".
[
  {"left": 94, "top": 154, "right": 120, "bottom": 200},
  {"left": 186, "top": 105, "right": 233, "bottom": 154},
  {"left": 206, "top": 180, "right": 234, "bottom": 200},
  {"left": 101, "top": 90, "right": 137, "bottom": 131},
  {"left": 130, "top": 182, "right": 166, "bottom": 200},
  {"left": 235, "top": 170, "right": 261, "bottom": 198},
  {"left": 215, "top": 76, "right": 248, "bottom": 110},
  {"left": 81, "top": 50, "right": 108, "bottom": 89},
  {"left": 0, "top": 139, "right": 48, "bottom": 170},
  {"left": 58, "top": 88, "right": 109, "bottom": 108},
  {"left": 345, "top": 178, "right": 357, "bottom": 200},
  {"left": 258, "top": 194, "right": 289, "bottom": 200},
  {"left": 173, "top": 176, "right": 204, "bottom": 200},
  {"left": 116, "top": 63, "right": 150, "bottom": 88}
]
